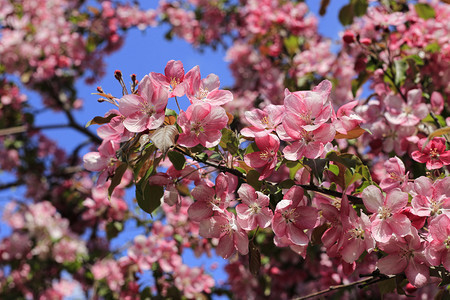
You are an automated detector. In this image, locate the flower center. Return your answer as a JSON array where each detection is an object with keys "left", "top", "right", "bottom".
[
  {"left": 378, "top": 206, "right": 391, "bottom": 220},
  {"left": 191, "top": 122, "right": 204, "bottom": 136},
  {"left": 282, "top": 208, "right": 297, "bottom": 223}
]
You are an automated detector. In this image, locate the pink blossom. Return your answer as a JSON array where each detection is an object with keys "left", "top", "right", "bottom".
[
  {"left": 235, "top": 183, "right": 273, "bottom": 230},
  {"left": 332, "top": 100, "right": 363, "bottom": 135},
  {"left": 377, "top": 229, "right": 429, "bottom": 288},
  {"left": 150, "top": 60, "right": 187, "bottom": 97},
  {"left": 177, "top": 102, "right": 228, "bottom": 148},
  {"left": 411, "top": 176, "right": 450, "bottom": 217},
  {"left": 362, "top": 185, "right": 411, "bottom": 243},
  {"left": 83, "top": 140, "right": 120, "bottom": 185},
  {"left": 282, "top": 123, "right": 335, "bottom": 160},
  {"left": 244, "top": 133, "right": 280, "bottom": 180},
  {"left": 199, "top": 211, "right": 248, "bottom": 258},
  {"left": 411, "top": 137, "right": 450, "bottom": 170},
  {"left": 188, "top": 173, "right": 231, "bottom": 222},
  {"left": 283, "top": 80, "right": 333, "bottom": 135},
  {"left": 426, "top": 214, "right": 450, "bottom": 271},
  {"left": 118, "top": 75, "right": 168, "bottom": 132},
  {"left": 384, "top": 89, "right": 428, "bottom": 126},
  {"left": 240, "top": 104, "right": 285, "bottom": 137},
  {"left": 185, "top": 65, "right": 233, "bottom": 106},
  {"left": 379, "top": 156, "right": 410, "bottom": 192},
  {"left": 272, "top": 186, "right": 318, "bottom": 246},
  {"left": 173, "top": 264, "right": 215, "bottom": 298}
]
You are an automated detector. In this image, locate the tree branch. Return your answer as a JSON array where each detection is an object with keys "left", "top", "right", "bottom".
[
  {"left": 0, "top": 124, "right": 70, "bottom": 136},
  {"left": 173, "top": 146, "right": 363, "bottom": 204},
  {"left": 293, "top": 274, "right": 396, "bottom": 300}
]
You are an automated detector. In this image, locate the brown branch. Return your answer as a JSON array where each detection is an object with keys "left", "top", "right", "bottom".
[
  {"left": 174, "top": 146, "right": 364, "bottom": 204},
  {"left": 292, "top": 274, "right": 395, "bottom": 300},
  {"left": 0, "top": 124, "right": 70, "bottom": 136},
  {"left": 0, "top": 180, "right": 24, "bottom": 191}
]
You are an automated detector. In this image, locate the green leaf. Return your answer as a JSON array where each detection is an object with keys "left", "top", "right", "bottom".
[
  {"left": 394, "top": 59, "right": 408, "bottom": 86},
  {"left": 339, "top": 4, "right": 355, "bottom": 26},
  {"left": 244, "top": 142, "right": 260, "bottom": 155},
  {"left": 220, "top": 128, "right": 239, "bottom": 155},
  {"left": 353, "top": 0, "right": 368, "bottom": 16},
  {"left": 106, "top": 221, "right": 123, "bottom": 240},
  {"left": 303, "top": 158, "right": 328, "bottom": 183},
  {"left": 167, "top": 151, "right": 186, "bottom": 170},
  {"left": 326, "top": 151, "right": 363, "bottom": 171},
  {"left": 248, "top": 240, "right": 261, "bottom": 276},
  {"left": 283, "top": 35, "right": 299, "bottom": 56},
  {"left": 328, "top": 164, "right": 340, "bottom": 176},
  {"left": 378, "top": 277, "right": 397, "bottom": 296},
  {"left": 404, "top": 54, "right": 424, "bottom": 66},
  {"left": 108, "top": 162, "right": 128, "bottom": 198},
  {"left": 415, "top": 3, "right": 436, "bottom": 20},
  {"left": 136, "top": 183, "right": 164, "bottom": 215},
  {"left": 133, "top": 145, "right": 155, "bottom": 180},
  {"left": 247, "top": 170, "right": 262, "bottom": 190},
  {"left": 425, "top": 42, "right": 440, "bottom": 53}
]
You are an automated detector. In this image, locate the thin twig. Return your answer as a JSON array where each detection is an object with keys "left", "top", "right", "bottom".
[{"left": 292, "top": 275, "right": 395, "bottom": 300}]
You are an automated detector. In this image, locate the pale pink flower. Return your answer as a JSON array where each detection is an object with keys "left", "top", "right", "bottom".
[
  {"left": 118, "top": 75, "right": 168, "bottom": 132},
  {"left": 282, "top": 123, "right": 335, "bottom": 160},
  {"left": 384, "top": 89, "right": 428, "bottom": 126},
  {"left": 412, "top": 176, "right": 450, "bottom": 217},
  {"left": 426, "top": 214, "right": 450, "bottom": 271},
  {"left": 235, "top": 183, "right": 273, "bottom": 231},
  {"left": 362, "top": 185, "right": 411, "bottom": 243},
  {"left": 83, "top": 140, "right": 120, "bottom": 185},
  {"left": 188, "top": 172, "right": 231, "bottom": 222},
  {"left": 377, "top": 229, "right": 429, "bottom": 288},
  {"left": 283, "top": 80, "right": 333, "bottom": 135},
  {"left": 177, "top": 102, "right": 228, "bottom": 148},
  {"left": 272, "top": 186, "right": 318, "bottom": 246},
  {"left": 185, "top": 65, "right": 233, "bottom": 106},
  {"left": 173, "top": 265, "right": 215, "bottom": 298},
  {"left": 199, "top": 211, "right": 248, "bottom": 258},
  {"left": 150, "top": 60, "right": 187, "bottom": 97},
  {"left": 332, "top": 100, "right": 363, "bottom": 135},
  {"left": 240, "top": 104, "right": 284, "bottom": 138},
  {"left": 379, "top": 156, "right": 410, "bottom": 192}
]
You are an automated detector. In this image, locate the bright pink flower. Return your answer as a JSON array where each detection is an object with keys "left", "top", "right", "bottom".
[
  {"left": 118, "top": 75, "right": 168, "bottom": 132},
  {"left": 199, "top": 210, "right": 248, "bottom": 258},
  {"left": 362, "top": 185, "right": 411, "bottom": 243},
  {"left": 235, "top": 183, "right": 273, "bottom": 231},
  {"left": 240, "top": 104, "right": 285, "bottom": 138},
  {"left": 411, "top": 137, "right": 450, "bottom": 170},
  {"left": 272, "top": 186, "right": 318, "bottom": 246},
  {"left": 177, "top": 102, "right": 228, "bottom": 148},
  {"left": 377, "top": 229, "right": 429, "bottom": 288},
  {"left": 188, "top": 173, "right": 231, "bottom": 221},
  {"left": 384, "top": 89, "right": 428, "bottom": 126},
  {"left": 244, "top": 133, "right": 279, "bottom": 180},
  {"left": 184, "top": 65, "right": 233, "bottom": 106},
  {"left": 430, "top": 91, "right": 444, "bottom": 115},
  {"left": 150, "top": 60, "right": 187, "bottom": 97},
  {"left": 411, "top": 176, "right": 450, "bottom": 218}
]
